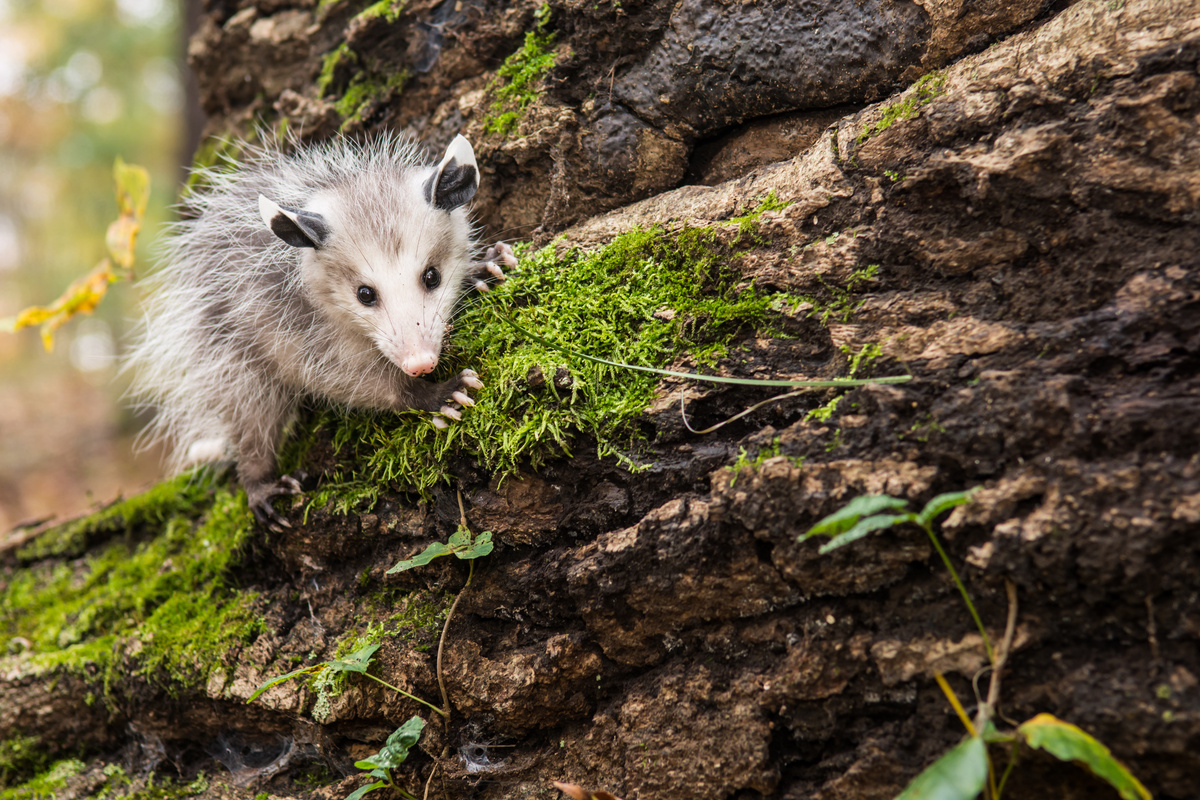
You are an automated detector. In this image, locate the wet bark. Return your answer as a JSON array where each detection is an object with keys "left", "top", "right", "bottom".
[{"left": 3, "top": 1, "right": 1199, "bottom": 799}]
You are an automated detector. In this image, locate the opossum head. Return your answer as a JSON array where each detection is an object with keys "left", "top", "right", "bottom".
[{"left": 258, "top": 135, "right": 479, "bottom": 377}]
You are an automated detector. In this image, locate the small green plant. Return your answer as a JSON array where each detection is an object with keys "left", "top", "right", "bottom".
[
  {"left": 386, "top": 526, "right": 493, "bottom": 573},
  {"left": 247, "top": 642, "right": 445, "bottom": 719},
  {"left": 800, "top": 491, "right": 1152, "bottom": 800},
  {"left": 346, "top": 716, "right": 425, "bottom": 800}
]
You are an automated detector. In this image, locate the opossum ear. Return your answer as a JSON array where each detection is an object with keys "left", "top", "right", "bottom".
[
  {"left": 425, "top": 134, "right": 478, "bottom": 211},
  {"left": 258, "top": 194, "right": 331, "bottom": 249}
]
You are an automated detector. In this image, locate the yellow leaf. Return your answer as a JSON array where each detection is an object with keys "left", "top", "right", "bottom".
[
  {"left": 12, "top": 260, "right": 116, "bottom": 351},
  {"left": 114, "top": 157, "right": 151, "bottom": 219},
  {"left": 551, "top": 782, "right": 624, "bottom": 800},
  {"left": 107, "top": 158, "right": 150, "bottom": 275},
  {"left": 1018, "top": 713, "right": 1152, "bottom": 800},
  {"left": 8, "top": 157, "right": 150, "bottom": 350}
]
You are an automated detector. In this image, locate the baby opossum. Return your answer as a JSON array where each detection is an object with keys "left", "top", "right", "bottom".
[{"left": 127, "top": 133, "right": 515, "bottom": 528}]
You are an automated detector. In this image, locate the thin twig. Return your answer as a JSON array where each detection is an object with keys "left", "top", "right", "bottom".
[
  {"left": 680, "top": 388, "right": 807, "bottom": 434},
  {"left": 985, "top": 580, "right": 1019, "bottom": 711},
  {"left": 422, "top": 763, "right": 438, "bottom": 800}
]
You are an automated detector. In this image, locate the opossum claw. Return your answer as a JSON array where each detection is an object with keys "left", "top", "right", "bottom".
[
  {"left": 249, "top": 476, "right": 302, "bottom": 531},
  {"left": 440, "top": 405, "right": 463, "bottom": 421},
  {"left": 451, "top": 391, "right": 475, "bottom": 407},
  {"left": 490, "top": 242, "right": 518, "bottom": 268},
  {"left": 474, "top": 279, "right": 490, "bottom": 292},
  {"left": 431, "top": 416, "right": 449, "bottom": 429},
  {"left": 460, "top": 369, "right": 484, "bottom": 390}
]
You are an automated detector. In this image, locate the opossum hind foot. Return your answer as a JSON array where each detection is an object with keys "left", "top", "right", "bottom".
[{"left": 247, "top": 474, "right": 303, "bottom": 531}]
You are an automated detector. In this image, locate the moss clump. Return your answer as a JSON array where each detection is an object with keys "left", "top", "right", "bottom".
[
  {"left": 15, "top": 475, "right": 210, "bottom": 563},
  {"left": 0, "top": 759, "right": 85, "bottom": 799},
  {"left": 302, "top": 211, "right": 802, "bottom": 510},
  {"left": 857, "top": 71, "right": 948, "bottom": 143},
  {"left": 355, "top": 0, "right": 406, "bottom": 24},
  {"left": 182, "top": 136, "right": 243, "bottom": 198},
  {"left": 482, "top": 4, "right": 557, "bottom": 137},
  {"left": 317, "top": 43, "right": 357, "bottom": 96},
  {"left": 0, "top": 736, "right": 49, "bottom": 789},
  {"left": 333, "top": 71, "right": 409, "bottom": 129},
  {"left": 0, "top": 475, "right": 263, "bottom": 696}
]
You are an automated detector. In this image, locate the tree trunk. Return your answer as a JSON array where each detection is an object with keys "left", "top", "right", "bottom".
[{"left": 3, "top": 1, "right": 1198, "bottom": 799}]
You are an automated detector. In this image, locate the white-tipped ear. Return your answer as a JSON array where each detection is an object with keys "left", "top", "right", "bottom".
[
  {"left": 441, "top": 134, "right": 477, "bottom": 174},
  {"left": 258, "top": 193, "right": 331, "bottom": 249},
  {"left": 258, "top": 194, "right": 281, "bottom": 229},
  {"left": 425, "top": 134, "right": 479, "bottom": 211}
]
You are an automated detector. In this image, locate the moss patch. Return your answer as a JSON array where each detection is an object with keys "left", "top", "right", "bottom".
[
  {"left": 301, "top": 209, "right": 804, "bottom": 511},
  {"left": 857, "top": 71, "right": 948, "bottom": 143},
  {"left": 482, "top": 4, "right": 557, "bottom": 137},
  {"left": 0, "top": 759, "right": 85, "bottom": 799},
  {"left": 0, "top": 475, "right": 263, "bottom": 696}
]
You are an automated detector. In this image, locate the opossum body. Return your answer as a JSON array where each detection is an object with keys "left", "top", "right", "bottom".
[{"left": 127, "top": 133, "right": 516, "bottom": 528}]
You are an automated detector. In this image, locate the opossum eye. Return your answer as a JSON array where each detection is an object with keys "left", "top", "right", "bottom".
[
  {"left": 356, "top": 285, "right": 378, "bottom": 306},
  {"left": 422, "top": 266, "right": 441, "bottom": 291}
]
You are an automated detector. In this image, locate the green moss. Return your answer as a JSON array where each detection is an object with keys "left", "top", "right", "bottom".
[
  {"left": 15, "top": 474, "right": 210, "bottom": 562},
  {"left": 317, "top": 43, "right": 356, "bottom": 96},
  {"left": 857, "top": 71, "right": 948, "bottom": 144},
  {"left": 355, "top": 0, "right": 406, "bottom": 24},
  {"left": 0, "top": 477, "right": 263, "bottom": 697},
  {"left": 304, "top": 214, "right": 803, "bottom": 509},
  {"left": 482, "top": 5, "right": 557, "bottom": 137},
  {"left": 182, "top": 136, "right": 242, "bottom": 198},
  {"left": 333, "top": 70, "right": 409, "bottom": 130},
  {"left": 0, "top": 759, "right": 84, "bottom": 799},
  {"left": 0, "top": 736, "right": 48, "bottom": 788}
]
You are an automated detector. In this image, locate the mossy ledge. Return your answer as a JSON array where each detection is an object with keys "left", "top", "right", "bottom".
[
  {"left": 289, "top": 198, "right": 836, "bottom": 514},
  {"left": 1, "top": 474, "right": 263, "bottom": 697}
]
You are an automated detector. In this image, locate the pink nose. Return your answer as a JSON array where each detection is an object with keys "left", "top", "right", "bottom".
[{"left": 401, "top": 352, "right": 438, "bottom": 376}]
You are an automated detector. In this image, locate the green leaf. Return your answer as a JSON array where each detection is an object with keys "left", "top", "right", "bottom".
[
  {"left": 245, "top": 664, "right": 322, "bottom": 703},
  {"left": 345, "top": 780, "right": 388, "bottom": 800},
  {"left": 1017, "top": 714, "right": 1152, "bottom": 800},
  {"left": 359, "top": 745, "right": 408, "bottom": 770},
  {"left": 448, "top": 525, "right": 472, "bottom": 549},
  {"left": 800, "top": 495, "right": 910, "bottom": 541},
  {"left": 818, "top": 513, "right": 916, "bottom": 553},
  {"left": 326, "top": 642, "right": 381, "bottom": 674},
  {"left": 368, "top": 768, "right": 388, "bottom": 779},
  {"left": 917, "top": 488, "right": 981, "bottom": 528},
  {"left": 456, "top": 530, "right": 494, "bottom": 560},
  {"left": 386, "top": 716, "right": 427, "bottom": 749},
  {"left": 895, "top": 736, "right": 988, "bottom": 800},
  {"left": 387, "top": 541, "right": 453, "bottom": 573}
]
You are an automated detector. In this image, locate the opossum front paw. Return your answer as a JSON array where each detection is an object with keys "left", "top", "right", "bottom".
[
  {"left": 247, "top": 474, "right": 302, "bottom": 531},
  {"left": 470, "top": 242, "right": 517, "bottom": 293},
  {"left": 429, "top": 369, "right": 483, "bottom": 428}
]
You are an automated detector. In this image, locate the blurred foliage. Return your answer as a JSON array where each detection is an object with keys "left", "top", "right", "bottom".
[
  {"left": 6, "top": 158, "right": 149, "bottom": 350},
  {"left": 0, "top": 0, "right": 182, "bottom": 360},
  {"left": 0, "top": 0, "right": 183, "bottom": 529}
]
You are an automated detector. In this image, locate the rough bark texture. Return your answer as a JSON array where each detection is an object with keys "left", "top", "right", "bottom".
[{"left": 3, "top": 1, "right": 1199, "bottom": 799}]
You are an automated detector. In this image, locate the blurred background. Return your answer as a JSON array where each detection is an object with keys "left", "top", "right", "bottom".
[{"left": 0, "top": 0, "right": 198, "bottom": 531}]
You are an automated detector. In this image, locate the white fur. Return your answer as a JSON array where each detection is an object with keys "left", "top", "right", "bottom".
[{"left": 126, "top": 133, "right": 481, "bottom": 473}]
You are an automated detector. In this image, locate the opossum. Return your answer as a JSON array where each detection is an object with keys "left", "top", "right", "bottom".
[{"left": 127, "top": 133, "right": 515, "bottom": 528}]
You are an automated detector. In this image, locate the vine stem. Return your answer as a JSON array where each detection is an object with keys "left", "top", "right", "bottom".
[
  {"left": 362, "top": 673, "right": 447, "bottom": 719},
  {"left": 922, "top": 523, "right": 995, "bottom": 664},
  {"left": 436, "top": 491, "right": 476, "bottom": 726}
]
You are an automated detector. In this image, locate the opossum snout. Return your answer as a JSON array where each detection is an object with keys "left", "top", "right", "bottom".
[{"left": 401, "top": 351, "right": 439, "bottom": 376}]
